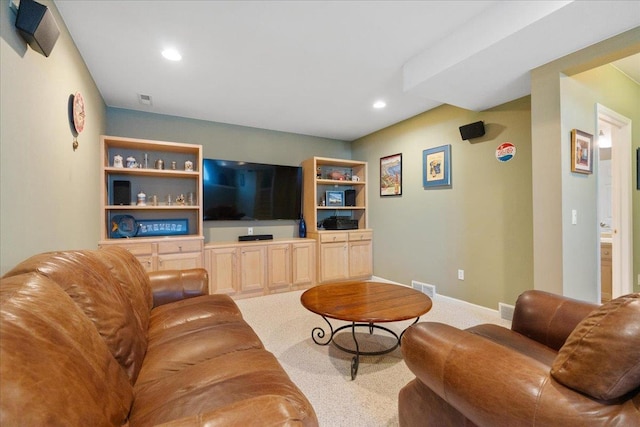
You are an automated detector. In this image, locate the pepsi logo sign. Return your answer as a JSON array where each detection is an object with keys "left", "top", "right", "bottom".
[{"left": 496, "top": 142, "right": 516, "bottom": 162}]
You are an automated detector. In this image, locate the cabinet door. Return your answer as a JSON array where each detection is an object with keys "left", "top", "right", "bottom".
[
  {"left": 205, "top": 247, "right": 238, "bottom": 296},
  {"left": 349, "top": 239, "right": 372, "bottom": 279},
  {"left": 292, "top": 242, "right": 315, "bottom": 288},
  {"left": 158, "top": 251, "right": 202, "bottom": 271},
  {"left": 239, "top": 246, "right": 266, "bottom": 297},
  {"left": 267, "top": 244, "right": 291, "bottom": 293},
  {"left": 319, "top": 242, "right": 349, "bottom": 283}
]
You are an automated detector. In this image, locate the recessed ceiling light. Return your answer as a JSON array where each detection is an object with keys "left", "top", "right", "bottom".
[
  {"left": 373, "top": 100, "right": 386, "bottom": 109},
  {"left": 161, "top": 49, "right": 182, "bottom": 61}
]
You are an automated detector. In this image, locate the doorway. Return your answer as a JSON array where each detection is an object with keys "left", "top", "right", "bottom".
[{"left": 596, "top": 104, "right": 633, "bottom": 301}]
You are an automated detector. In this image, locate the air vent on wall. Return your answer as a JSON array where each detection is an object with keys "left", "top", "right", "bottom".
[{"left": 138, "top": 93, "right": 152, "bottom": 106}]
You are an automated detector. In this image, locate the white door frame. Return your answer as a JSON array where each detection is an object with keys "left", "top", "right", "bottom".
[{"left": 597, "top": 104, "right": 633, "bottom": 298}]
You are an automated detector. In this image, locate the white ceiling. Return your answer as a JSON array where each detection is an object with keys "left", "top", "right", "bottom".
[{"left": 53, "top": 1, "right": 640, "bottom": 141}]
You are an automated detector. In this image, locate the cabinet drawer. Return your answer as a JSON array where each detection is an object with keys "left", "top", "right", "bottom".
[
  {"left": 119, "top": 242, "right": 154, "bottom": 256},
  {"left": 319, "top": 232, "right": 349, "bottom": 243},
  {"left": 600, "top": 243, "right": 612, "bottom": 262},
  {"left": 349, "top": 230, "right": 372, "bottom": 241},
  {"left": 158, "top": 240, "right": 202, "bottom": 254}
]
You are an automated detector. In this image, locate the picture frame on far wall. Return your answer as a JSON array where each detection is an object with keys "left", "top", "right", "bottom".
[
  {"left": 380, "top": 153, "right": 402, "bottom": 196},
  {"left": 571, "top": 129, "right": 593, "bottom": 174},
  {"left": 423, "top": 144, "right": 451, "bottom": 188},
  {"left": 637, "top": 148, "right": 640, "bottom": 190}
]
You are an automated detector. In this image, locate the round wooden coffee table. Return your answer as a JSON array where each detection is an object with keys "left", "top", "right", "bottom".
[{"left": 301, "top": 281, "right": 432, "bottom": 379}]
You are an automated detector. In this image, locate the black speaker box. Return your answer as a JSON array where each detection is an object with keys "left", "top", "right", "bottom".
[
  {"left": 113, "top": 180, "right": 131, "bottom": 205},
  {"left": 238, "top": 234, "right": 273, "bottom": 241},
  {"left": 15, "top": 0, "right": 60, "bottom": 57},
  {"left": 459, "top": 121, "right": 485, "bottom": 140},
  {"left": 345, "top": 189, "right": 356, "bottom": 207}
]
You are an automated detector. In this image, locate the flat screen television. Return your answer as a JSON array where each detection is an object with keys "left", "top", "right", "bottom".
[{"left": 202, "top": 158, "right": 302, "bottom": 221}]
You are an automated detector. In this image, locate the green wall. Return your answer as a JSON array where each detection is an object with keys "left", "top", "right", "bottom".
[
  {"left": 1, "top": 0, "right": 106, "bottom": 274},
  {"left": 531, "top": 27, "right": 640, "bottom": 300},
  {"left": 106, "top": 107, "right": 351, "bottom": 243},
  {"left": 352, "top": 98, "right": 533, "bottom": 309},
  {"left": 560, "top": 64, "right": 640, "bottom": 300}
]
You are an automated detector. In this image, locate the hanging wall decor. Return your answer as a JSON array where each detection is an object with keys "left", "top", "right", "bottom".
[
  {"left": 571, "top": 129, "right": 593, "bottom": 174},
  {"left": 422, "top": 144, "right": 451, "bottom": 188},
  {"left": 380, "top": 153, "right": 402, "bottom": 196}
]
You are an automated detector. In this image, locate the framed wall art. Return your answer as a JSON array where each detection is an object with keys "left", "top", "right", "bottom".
[
  {"left": 380, "top": 153, "right": 402, "bottom": 196},
  {"left": 637, "top": 148, "right": 640, "bottom": 190},
  {"left": 571, "top": 129, "right": 593, "bottom": 174},
  {"left": 423, "top": 144, "right": 451, "bottom": 188},
  {"left": 325, "top": 190, "right": 344, "bottom": 207}
]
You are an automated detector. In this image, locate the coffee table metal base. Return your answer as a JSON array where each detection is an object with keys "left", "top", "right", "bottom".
[{"left": 311, "top": 316, "right": 419, "bottom": 380}]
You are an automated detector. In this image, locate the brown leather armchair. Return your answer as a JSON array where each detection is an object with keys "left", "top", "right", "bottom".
[{"left": 399, "top": 290, "right": 640, "bottom": 426}]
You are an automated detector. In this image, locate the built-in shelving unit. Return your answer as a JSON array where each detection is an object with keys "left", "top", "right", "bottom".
[
  {"left": 98, "top": 135, "right": 204, "bottom": 272},
  {"left": 302, "top": 157, "right": 372, "bottom": 283}
]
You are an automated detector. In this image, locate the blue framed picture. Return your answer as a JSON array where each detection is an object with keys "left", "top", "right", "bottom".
[{"left": 423, "top": 144, "right": 451, "bottom": 188}]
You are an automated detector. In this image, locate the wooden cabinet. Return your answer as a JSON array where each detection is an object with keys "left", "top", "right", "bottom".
[
  {"left": 311, "top": 230, "right": 372, "bottom": 283},
  {"left": 239, "top": 245, "right": 267, "bottom": 298},
  {"left": 99, "top": 236, "right": 203, "bottom": 273},
  {"left": 291, "top": 241, "right": 315, "bottom": 288},
  {"left": 268, "top": 243, "right": 292, "bottom": 293},
  {"left": 302, "top": 156, "right": 372, "bottom": 283},
  {"left": 205, "top": 246, "right": 239, "bottom": 296},
  {"left": 99, "top": 136, "right": 204, "bottom": 268},
  {"left": 601, "top": 242, "right": 612, "bottom": 303},
  {"left": 204, "top": 239, "right": 315, "bottom": 299}
]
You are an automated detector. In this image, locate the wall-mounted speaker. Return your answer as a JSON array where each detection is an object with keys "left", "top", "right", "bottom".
[
  {"left": 345, "top": 189, "right": 356, "bottom": 207},
  {"left": 459, "top": 121, "right": 485, "bottom": 140},
  {"left": 15, "top": 0, "right": 60, "bottom": 57},
  {"left": 113, "top": 180, "right": 131, "bottom": 205}
]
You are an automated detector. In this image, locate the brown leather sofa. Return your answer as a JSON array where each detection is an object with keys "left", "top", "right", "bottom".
[
  {"left": 0, "top": 246, "right": 317, "bottom": 426},
  {"left": 399, "top": 290, "right": 640, "bottom": 426}
]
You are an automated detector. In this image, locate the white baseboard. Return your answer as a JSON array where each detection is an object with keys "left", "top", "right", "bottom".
[{"left": 371, "top": 275, "right": 503, "bottom": 318}]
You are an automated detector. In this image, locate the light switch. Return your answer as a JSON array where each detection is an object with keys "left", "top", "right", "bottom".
[{"left": 571, "top": 210, "right": 577, "bottom": 225}]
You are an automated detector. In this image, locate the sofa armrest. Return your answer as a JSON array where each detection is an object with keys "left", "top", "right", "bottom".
[
  {"left": 511, "top": 290, "right": 597, "bottom": 351},
  {"left": 148, "top": 268, "right": 209, "bottom": 307}
]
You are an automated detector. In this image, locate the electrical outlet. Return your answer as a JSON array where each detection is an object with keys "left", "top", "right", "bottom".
[
  {"left": 248, "top": 227, "right": 253, "bottom": 235},
  {"left": 457, "top": 269, "right": 464, "bottom": 280}
]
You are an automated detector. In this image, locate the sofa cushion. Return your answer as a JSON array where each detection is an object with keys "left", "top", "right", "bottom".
[
  {"left": 0, "top": 273, "right": 133, "bottom": 425},
  {"left": 551, "top": 293, "right": 640, "bottom": 401},
  {"left": 130, "top": 348, "right": 317, "bottom": 426},
  {"left": 3, "top": 250, "right": 147, "bottom": 384}
]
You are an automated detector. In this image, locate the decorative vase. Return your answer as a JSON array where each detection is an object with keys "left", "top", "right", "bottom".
[{"left": 298, "top": 215, "right": 307, "bottom": 238}]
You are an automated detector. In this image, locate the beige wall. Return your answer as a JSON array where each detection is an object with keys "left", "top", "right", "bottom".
[
  {"left": 106, "top": 107, "right": 351, "bottom": 243},
  {"left": 531, "top": 27, "right": 640, "bottom": 300},
  {"left": 0, "top": 0, "right": 106, "bottom": 274},
  {"left": 352, "top": 98, "right": 533, "bottom": 309}
]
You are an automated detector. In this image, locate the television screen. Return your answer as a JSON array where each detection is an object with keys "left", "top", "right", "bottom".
[{"left": 202, "top": 159, "right": 302, "bottom": 221}]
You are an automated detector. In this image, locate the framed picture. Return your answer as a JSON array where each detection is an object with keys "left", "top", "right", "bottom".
[
  {"left": 637, "top": 148, "right": 640, "bottom": 190},
  {"left": 325, "top": 190, "right": 344, "bottom": 207},
  {"left": 380, "top": 153, "right": 402, "bottom": 196},
  {"left": 423, "top": 144, "right": 451, "bottom": 188},
  {"left": 571, "top": 129, "right": 593, "bottom": 174}
]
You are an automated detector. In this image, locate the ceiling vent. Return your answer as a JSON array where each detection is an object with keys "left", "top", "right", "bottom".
[{"left": 138, "top": 93, "right": 152, "bottom": 106}]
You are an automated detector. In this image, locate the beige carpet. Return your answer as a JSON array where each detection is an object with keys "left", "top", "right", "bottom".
[{"left": 235, "top": 285, "right": 511, "bottom": 427}]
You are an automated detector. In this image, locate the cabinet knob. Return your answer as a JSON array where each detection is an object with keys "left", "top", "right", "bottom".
[
  {"left": 603, "top": 250, "right": 610, "bottom": 255},
  {"left": 178, "top": 245, "right": 182, "bottom": 252}
]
